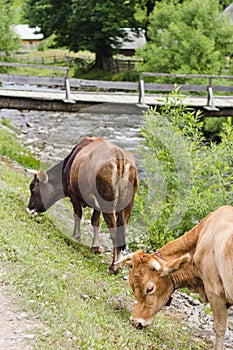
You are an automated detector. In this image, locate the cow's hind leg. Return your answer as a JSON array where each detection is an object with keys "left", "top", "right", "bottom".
[
  {"left": 91, "top": 209, "right": 102, "bottom": 254},
  {"left": 102, "top": 212, "right": 124, "bottom": 274},
  {"left": 72, "top": 202, "right": 82, "bottom": 241}
]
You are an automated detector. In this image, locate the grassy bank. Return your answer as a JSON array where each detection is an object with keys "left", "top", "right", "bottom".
[{"left": 0, "top": 126, "right": 208, "bottom": 349}]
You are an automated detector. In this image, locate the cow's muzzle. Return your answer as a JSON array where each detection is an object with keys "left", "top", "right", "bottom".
[
  {"left": 26, "top": 207, "right": 39, "bottom": 216},
  {"left": 130, "top": 316, "right": 153, "bottom": 329}
]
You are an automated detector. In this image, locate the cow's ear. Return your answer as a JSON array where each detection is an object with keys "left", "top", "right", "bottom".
[
  {"left": 160, "top": 253, "right": 191, "bottom": 277},
  {"left": 37, "top": 170, "right": 49, "bottom": 183}
]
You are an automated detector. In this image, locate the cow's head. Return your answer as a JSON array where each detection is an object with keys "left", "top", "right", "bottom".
[
  {"left": 119, "top": 250, "right": 190, "bottom": 329},
  {"left": 27, "top": 170, "right": 51, "bottom": 215}
]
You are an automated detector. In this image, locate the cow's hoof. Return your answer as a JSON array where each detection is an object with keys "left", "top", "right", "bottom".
[
  {"left": 91, "top": 246, "right": 105, "bottom": 254},
  {"left": 108, "top": 265, "right": 119, "bottom": 275}
]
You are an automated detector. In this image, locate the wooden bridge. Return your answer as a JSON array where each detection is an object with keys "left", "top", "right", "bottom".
[{"left": 0, "top": 62, "right": 233, "bottom": 116}]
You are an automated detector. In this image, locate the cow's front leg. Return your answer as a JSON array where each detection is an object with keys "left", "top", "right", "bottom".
[
  {"left": 72, "top": 203, "right": 82, "bottom": 241},
  {"left": 110, "top": 244, "right": 123, "bottom": 275},
  {"left": 91, "top": 209, "right": 102, "bottom": 254},
  {"left": 207, "top": 294, "right": 227, "bottom": 350}
]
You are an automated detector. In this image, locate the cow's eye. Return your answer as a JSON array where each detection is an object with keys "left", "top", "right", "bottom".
[{"left": 146, "top": 284, "right": 155, "bottom": 294}]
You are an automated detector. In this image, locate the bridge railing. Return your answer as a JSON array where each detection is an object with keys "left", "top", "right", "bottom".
[
  {"left": 139, "top": 72, "right": 233, "bottom": 111},
  {"left": 0, "top": 62, "right": 74, "bottom": 103},
  {"left": 1, "top": 62, "right": 233, "bottom": 111}
]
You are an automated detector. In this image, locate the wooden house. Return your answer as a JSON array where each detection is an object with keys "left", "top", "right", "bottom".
[{"left": 13, "top": 24, "right": 44, "bottom": 49}]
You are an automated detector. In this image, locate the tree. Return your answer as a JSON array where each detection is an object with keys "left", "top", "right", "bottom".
[
  {"left": 136, "top": 0, "right": 233, "bottom": 75},
  {"left": 138, "top": 0, "right": 232, "bottom": 39},
  {"left": 219, "top": 0, "right": 233, "bottom": 10},
  {"left": 0, "top": 0, "right": 20, "bottom": 56},
  {"left": 23, "top": 0, "right": 142, "bottom": 69}
]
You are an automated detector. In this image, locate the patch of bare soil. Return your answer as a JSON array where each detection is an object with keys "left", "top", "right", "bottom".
[{"left": 0, "top": 267, "right": 41, "bottom": 350}]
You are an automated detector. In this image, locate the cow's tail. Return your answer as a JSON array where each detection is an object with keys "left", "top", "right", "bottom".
[
  {"left": 115, "top": 152, "right": 127, "bottom": 251},
  {"left": 116, "top": 210, "right": 126, "bottom": 250}
]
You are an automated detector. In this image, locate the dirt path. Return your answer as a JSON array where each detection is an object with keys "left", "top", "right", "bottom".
[{"left": 0, "top": 267, "right": 38, "bottom": 350}]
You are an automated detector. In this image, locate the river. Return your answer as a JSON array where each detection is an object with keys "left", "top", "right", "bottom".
[{"left": 0, "top": 103, "right": 145, "bottom": 169}]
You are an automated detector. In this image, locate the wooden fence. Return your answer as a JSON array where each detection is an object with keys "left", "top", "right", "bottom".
[
  {"left": 10, "top": 54, "right": 140, "bottom": 71},
  {"left": 0, "top": 62, "right": 73, "bottom": 102},
  {"left": 12, "top": 53, "right": 69, "bottom": 65},
  {"left": 0, "top": 62, "right": 233, "bottom": 111},
  {"left": 139, "top": 72, "right": 233, "bottom": 111}
]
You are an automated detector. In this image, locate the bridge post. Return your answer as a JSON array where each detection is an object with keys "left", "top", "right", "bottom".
[
  {"left": 139, "top": 74, "right": 147, "bottom": 107},
  {"left": 63, "top": 68, "right": 75, "bottom": 104},
  {"left": 205, "top": 77, "right": 219, "bottom": 111}
]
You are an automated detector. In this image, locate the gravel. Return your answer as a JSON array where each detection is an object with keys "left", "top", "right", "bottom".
[{"left": 168, "top": 290, "right": 233, "bottom": 349}]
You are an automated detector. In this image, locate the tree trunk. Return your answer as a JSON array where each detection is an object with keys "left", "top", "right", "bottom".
[
  {"left": 95, "top": 51, "right": 114, "bottom": 70},
  {"left": 145, "top": 0, "right": 155, "bottom": 41}
]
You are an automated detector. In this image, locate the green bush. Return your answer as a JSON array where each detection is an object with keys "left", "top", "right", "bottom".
[
  {"left": 203, "top": 116, "right": 228, "bottom": 142},
  {"left": 112, "top": 70, "right": 139, "bottom": 82},
  {"left": 135, "top": 90, "right": 233, "bottom": 250}
]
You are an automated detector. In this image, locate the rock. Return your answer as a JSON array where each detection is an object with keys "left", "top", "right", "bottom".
[
  {"left": 228, "top": 317, "right": 233, "bottom": 331},
  {"left": 16, "top": 312, "right": 28, "bottom": 320},
  {"left": 23, "top": 334, "right": 35, "bottom": 340},
  {"left": 81, "top": 293, "right": 89, "bottom": 300},
  {"left": 26, "top": 122, "right": 34, "bottom": 128},
  {"left": 38, "top": 128, "right": 48, "bottom": 134}
]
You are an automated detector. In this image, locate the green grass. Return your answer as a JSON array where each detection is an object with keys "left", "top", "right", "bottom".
[
  {"left": 0, "top": 126, "right": 209, "bottom": 349},
  {"left": 0, "top": 121, "right": 39, "bottom": 169}
]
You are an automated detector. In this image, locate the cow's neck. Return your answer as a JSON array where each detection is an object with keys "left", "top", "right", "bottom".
[
  {"left": 159, "top": 213, "right": 210, "bottom": 258},
  {"left": 158, "top": 214, "right": 211, "bottom": 296},
  {"left": 47, "top": 161, "right": 65, "bottom": 202},
  {"left": 169, "top": 263, "right": 207, "bottom": 302}
]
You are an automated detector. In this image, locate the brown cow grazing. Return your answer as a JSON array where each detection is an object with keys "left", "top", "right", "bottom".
[
  {"left": 27, "top": 137, "right": 138, "bottom": 274},
  {"left": 118, "top": 205, "right": 233, "bottom": 350}
]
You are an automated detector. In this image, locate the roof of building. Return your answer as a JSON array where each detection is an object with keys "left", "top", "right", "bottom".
[
  {"left": 118, "top": 29, "right": 146, "bottom": 50},
  {"left": 13, "top": 24, "right": 44, "bottom": 40}
]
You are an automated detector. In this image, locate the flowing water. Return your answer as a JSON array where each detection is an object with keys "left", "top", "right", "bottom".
[{"left": 0, "top": 103, "right": 145, "bottom": 168}]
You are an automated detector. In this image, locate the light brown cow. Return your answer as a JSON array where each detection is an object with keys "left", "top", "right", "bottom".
[
  {"left": 27, "top": 137, "right": 138, "bottom": 274},
  {"left": 118, "top": 205, "right": 233, "bottom": 350}
]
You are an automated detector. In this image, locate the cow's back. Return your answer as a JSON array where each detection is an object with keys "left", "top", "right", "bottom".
[
  {"left": 69, "top": 138, "right": 137, "bottom": 212},
  {"left": 194, "top": 205, "right": 233, "bottom": 303}
]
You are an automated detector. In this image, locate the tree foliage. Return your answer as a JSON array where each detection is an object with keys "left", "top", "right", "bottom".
[
  {"left": 0, "top": 0, "right": 20, "bottom": 55},
  {"left": 135, "top": 91, "right": 233, "bottom": 249},
  {"left": 23, "top": 0, "right": 142, "bottom": 69},
  {"left": 136, "top": 0, "right": 233, "bottom": 75}
]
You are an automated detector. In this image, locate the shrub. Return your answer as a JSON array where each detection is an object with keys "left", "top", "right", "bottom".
[{"left": 135, "top": 90, "right": 233, "bottom": 250}]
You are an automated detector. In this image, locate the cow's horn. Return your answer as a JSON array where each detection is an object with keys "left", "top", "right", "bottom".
[
  {"left": 114, "top": 253, "right": 134, "bottom": 265},
  {"left": 37, "top": 170, "right": 49, "bottom": 183},
  {"left": 151, "top": 259, "right": 161, "bottom": 271},
  {"left": 25, "top": 169, "right": 38, "bottom": 175}
]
